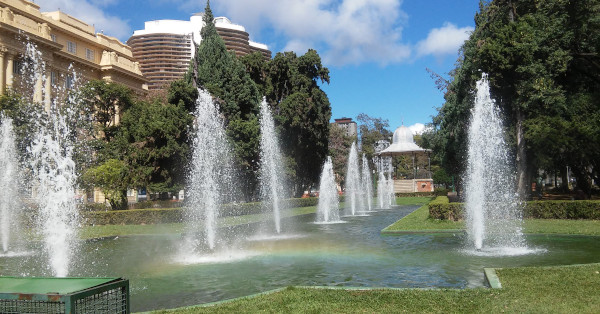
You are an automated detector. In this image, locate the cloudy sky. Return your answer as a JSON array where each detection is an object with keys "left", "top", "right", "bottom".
[{"left": 37, "top": 0, "right": 479, "bottom": 134}]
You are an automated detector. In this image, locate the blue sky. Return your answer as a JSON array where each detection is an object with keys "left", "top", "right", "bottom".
[{"left": 38, "top": 0, "right": 480, "bottom": 133}]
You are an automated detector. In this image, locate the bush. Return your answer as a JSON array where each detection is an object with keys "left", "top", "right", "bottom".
[
  {"left": 395, "top": 192, "right": 437, "bottom": 198},
  {"left": 428, "top": 196, "right": 464, "bottom": 221},
  {"left": 82, "top": 197, "right": 318, "bottom": 225},
  {"left": 428, "top": 197, "right": 600, "bottom": 221},
  {"left": 129, "top": 200, "right": 182, "bottom": 209},
  {"left": 524, "top": 200, "right": 600, "bottom": 219},
  {"left": 82, "top": 207, "right": 183, "bottom": 225}
]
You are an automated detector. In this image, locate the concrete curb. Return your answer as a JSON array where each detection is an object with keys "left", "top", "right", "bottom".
[
  {"left": 381, "top": 229, "right": 465, "bottom": 235},
  {"left": 484, "top": 268, "right": 502, "bottom": 289}
]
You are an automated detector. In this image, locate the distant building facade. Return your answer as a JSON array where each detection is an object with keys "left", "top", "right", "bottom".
[
  {"left": 333, "top": 117, "right": 358, "bottom": 138},
  {"left": 128, "top": 14, "right": 271, "bottom": 91},
  {"left": 0, "top": 0, "right": 147, "bottom": 106}
]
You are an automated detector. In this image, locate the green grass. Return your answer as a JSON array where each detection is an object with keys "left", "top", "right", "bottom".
[
  {"left": 383, "top": 200, "right": 600, "bottom": 235},
  {"left": 150, "top": 263, "right": 600, "bottom": 314},
  {"left": 382, "top": 203, "right": 464, "bottom": 233},
  {"left": 79, "top": 206, "right": 319, "bottom": 239},
  {"left": 523, "top": 219, "right": 600, "bottom": 235}
]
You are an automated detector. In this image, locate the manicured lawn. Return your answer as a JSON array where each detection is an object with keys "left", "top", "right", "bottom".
[
  {"left": 383, "top": 201, "right": 600, "bottom": 236},
  {"left": 382, "top": 204, "right": 464, "bottom": 233},
  {"left": 151, "top": 263, "right": 600, "bottom": 313},
  {"left": 80, "top": 205, "right": 319, "bottom": 239}
]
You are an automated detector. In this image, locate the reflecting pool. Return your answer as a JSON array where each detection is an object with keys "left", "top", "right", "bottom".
[{"left": 1, "top": 205, "right": 599, "bottom": 312}]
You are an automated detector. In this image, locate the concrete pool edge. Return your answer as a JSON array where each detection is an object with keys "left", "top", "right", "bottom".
[{"left": 484, "top": 268, "right": 502, "bottom": 288}]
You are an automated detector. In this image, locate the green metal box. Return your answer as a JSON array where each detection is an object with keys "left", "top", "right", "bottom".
[{"left": 0, "top": 277, "right": 129, "bottom": 313}]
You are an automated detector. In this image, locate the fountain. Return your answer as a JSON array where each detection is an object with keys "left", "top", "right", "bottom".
[
  {"left": 361, "top": 155, "right": 373, "bottom": 212},
  {"left": 344, "top": 142, "right": 360, "bottom": 216},
  {"left": 377, "top": 171, "right": 395, "bottom": 209},
  {"left": 182, "top": 88, "right": 235, "bottom": 253},
  {"left": 0, "top": 117, "right": 20, "bottom": 254},
  {"left": 258, "top": 98, "right": 286, "bottom": 233},
  {"left": 315, "top": 156, "right": 342, "bottom": 223},
  {"left": 464, "top": 74, "right": 527, "bottom": 253}
]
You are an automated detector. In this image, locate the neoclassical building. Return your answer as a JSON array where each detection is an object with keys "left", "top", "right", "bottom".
[
  {"left": 0, "top": 0, "right": 147, "bottom": 109},
  {"left": 128, "top": 14, "right": 271, "bottom": 91}
]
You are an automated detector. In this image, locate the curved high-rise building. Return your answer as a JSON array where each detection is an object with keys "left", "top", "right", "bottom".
[{"left": 128, "top": 14, "right": 271, "bottom": 91}]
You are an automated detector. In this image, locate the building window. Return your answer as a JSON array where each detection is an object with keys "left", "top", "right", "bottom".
[
  {"left": 66, "top": 74, "right": 74, "bottom": 89},
  {"left": 13, "top": 60, "right": 22, "bottom": 75},
  {"left": 85, "top": 48, "right": 95, "bottom": 61},
  {"left": 51, "top": 34, "right": 57, "bottom": 42},
  {"left": 67, "top": 41, "right": 77, "bottom": 54},
  {"left": 50, "top": 71, "right": 57, "bottom": 86}
]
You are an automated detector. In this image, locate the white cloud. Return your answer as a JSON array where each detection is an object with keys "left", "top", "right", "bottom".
[
  {"left": 37, "top": 0, "right": 131, "bottom": 41},
  {"left": 408, "top": 123, "right": 426, "bottom": 135},
  {"left": 416, "top": 22, "right": 473, "bottom": 58},
  {"left": 212, "top": 0, "right": 411, "bottom": 66}
]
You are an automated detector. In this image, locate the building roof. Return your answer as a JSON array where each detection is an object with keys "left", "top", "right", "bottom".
[{"left": 378, "top": 125, "right": 429, "bottom": 156}]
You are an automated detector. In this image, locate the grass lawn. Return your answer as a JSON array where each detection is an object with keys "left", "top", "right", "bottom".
[
  {"left": 151, "top": 263, "right": 600, "bottom": 313},
  {"left": 80, "top": 206, "right": 319, "bottom": 239},
  {"left": 382, "top": 201, "right": 600, "bottom": 236},
  {"left": 382, "top": 204, "right": 464, "bottom": 233}
]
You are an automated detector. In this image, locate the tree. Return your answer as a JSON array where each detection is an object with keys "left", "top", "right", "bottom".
[
  {"left": 187, "top": 1, "right": 262, "bottom": 199},
  {"left": 430, "top": 0, "right": 600, "bottom": 197},
  {"left": 356, "top": 113, "right": 393, "bottom": 169},
  {"left": 116, "top": 98, "right": 192, "bottom": 195},
  {"left": 73, "top": 80, "right": 133, "bottom": 141},
  {"left": 83, "top": 159, "right": 128, "bottom": 210}
]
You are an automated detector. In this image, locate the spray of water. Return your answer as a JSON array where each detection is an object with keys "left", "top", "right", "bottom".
[
  {"left": 184, "top": 89, "right": 234, "bottom": 252},
  {"left": 465, "top": 74, "right": 526, "bottom": 252},
  {"left": 29, "top": 108, "right": 79, "bottom": 277},
  {"left": 344, "top": 142, "right": 360, "bottom": 215},
  {"left": 361, "top": 155, "right": 373, "bottom": 212},
  {"left": 17, "top": 39, "right": 82, "bottom": 277},
  {"left": 258, "top": 98, "right": 286, "bottom": 233},
  {"left": 316, "top": 157, "right": 341, "bottom": 223},
  {"left": 0, "top": 117, "right": 20, "bottom": 253}
]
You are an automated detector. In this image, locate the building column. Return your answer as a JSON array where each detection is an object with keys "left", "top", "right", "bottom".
[
  {"left": 33, "top": 70, "right": 43, "bottom": 104},
  {"left": 5, "top": 53, "right": 13, "bottom": 90},
  {"left": 0, "top": 50, "right": 5, "bottom": 95},
  {"left": 44, "top": 72, "right": 51, "bottom": 112}
]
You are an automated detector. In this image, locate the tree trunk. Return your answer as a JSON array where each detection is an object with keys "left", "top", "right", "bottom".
[{"left": 515, "top": 108, "right": 529, "bottom": 199}]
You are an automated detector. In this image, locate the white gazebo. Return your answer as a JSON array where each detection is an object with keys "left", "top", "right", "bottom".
[{"left": 377, "top": 125, "right": 433, "bottom": 193}]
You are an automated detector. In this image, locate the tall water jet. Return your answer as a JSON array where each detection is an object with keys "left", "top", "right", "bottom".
[
  {"left": 0, "top": 117, "right": 20, "bottom": 253},
  {"left": 387, "top": 172, "right": 396, "bottom": 207},
  {"left": 316, "top": 157, "right": 341, "bottom": 223},
  {"left": 377, "top": 171, "right": 388, "bottom": 209},
  {"left": 184, "top": 89, "right": 234, "bottom": 252},
  {"left": 465, "top": 74, "right": 526, "bottom": 252},
  {"left": 376, "top": 170, "right": 395, "bottom": 209},
  {"left": 360, "top": 155, "right": 373, "bottom": 212},
  {"left": 18, "top": 39, "right": 81, "bottom": 277},
  {"left": 258, "top": 98, "right": 286, "bottom": 233},
  {"left": 344, "top": 142, "right": 360, "bottom": 215},
  {"left": 29, "top": 108, "right": 79, "bottom": 277}
]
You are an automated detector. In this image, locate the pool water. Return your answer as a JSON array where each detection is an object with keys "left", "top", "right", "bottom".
[{"left": 1, "top": 205, "right": 599, "bottom": 312}]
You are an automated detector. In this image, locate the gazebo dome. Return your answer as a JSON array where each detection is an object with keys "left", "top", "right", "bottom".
[
  {"left": 393, "top": 125, "right": 415, "bottom": 144},
  {"left": 378, "top": 125, "right": 429, "bottom": 156}
]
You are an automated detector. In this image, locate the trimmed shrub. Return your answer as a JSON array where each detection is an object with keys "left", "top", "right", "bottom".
[
  {"left": 524, "top": 200, "right": 600, "bottom": 219},
  {"left": 428, "top": 197, "right": 600, "bottom": 221},
  {"left": 82, "top": 207, "right": 183, "bottom": 225},
  {"left": 82, "top": 197, "right": 319, "bottom": 225},
  {"left": 395, "top": 192, "right": 437, "bottom": 198},
  {"left": 428, "top": 196, "right": 464, "bottom": 221}
]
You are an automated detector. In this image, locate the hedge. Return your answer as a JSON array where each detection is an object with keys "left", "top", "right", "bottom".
[
  {"left": 81, "top": 197, "right": 319, "bottom": 226},
  {"left": 524, "top": 200, "right": 600, "bottom": 220},
  {"left": 428, "top": 196, "right": 464, "bottom": 221},
  {"left": 428, "top": 196, "right": 600, "bottom": 221}
]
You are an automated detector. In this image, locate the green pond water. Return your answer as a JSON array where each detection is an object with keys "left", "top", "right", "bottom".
[{"left": 1, "top": 204, "right": 599, "bottom": 312}]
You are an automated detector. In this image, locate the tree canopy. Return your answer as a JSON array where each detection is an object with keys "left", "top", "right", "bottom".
[{"left": 429, "top": 0, "right": 600, "bottom": 197}]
